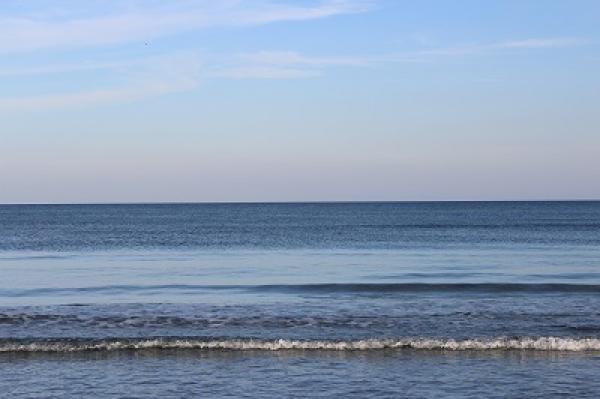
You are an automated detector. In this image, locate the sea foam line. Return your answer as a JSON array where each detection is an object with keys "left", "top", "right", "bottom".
[{"left": 2, "top": 337, "right": 600, "bottom": 353}]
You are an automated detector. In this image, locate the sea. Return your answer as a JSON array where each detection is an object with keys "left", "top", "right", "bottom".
[{"left": 1, "top": 201, "right": 600, "bottom": 398}]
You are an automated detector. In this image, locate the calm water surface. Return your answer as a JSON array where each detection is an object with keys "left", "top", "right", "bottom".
[{"left": 1, "top": 202, "right": 599, "bottom": 398}]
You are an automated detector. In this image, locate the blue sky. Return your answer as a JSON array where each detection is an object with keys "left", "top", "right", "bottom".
[{"left": 1, "top": 0, "right": 599, "bottom": 203}]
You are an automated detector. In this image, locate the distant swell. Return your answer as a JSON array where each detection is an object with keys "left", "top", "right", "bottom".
[
  {"left": 250, "top": 283, "right": 600, "bottom": 294},
  {"left": 2, "top": 337, "right": 600, "bottom": 353},
  {"left": 3, "top": 283, "right": 600, "bottom": 298}
]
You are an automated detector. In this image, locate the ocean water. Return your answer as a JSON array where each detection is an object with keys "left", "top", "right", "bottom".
[{"left": 1, "top": 201, "right": 600, "bottom": 398}]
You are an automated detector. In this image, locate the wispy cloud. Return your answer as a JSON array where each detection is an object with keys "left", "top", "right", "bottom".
[
  {"left": 0, "top": 34, "right": 587, "bottom": 111},
  {"left": 240, "top": 51, "right": 371, "bottom": 67},
  {"left": 0, "top": 49, "right": 371, "bottom": 111},
  {"left": 496, "top": 38, "right": 585, "bottom": 49},
  {"left": 0, "top": 60, "right": 137, "bottom": 77},
  {"left": 212, "top": 50, "right": 371, "bottom": 79},
  {"left": 0, "top": 0, "right": 373, "bottom": 53},
  {"left": 0, "top": 83, "right": 184, "bottom": 112},
  {"left": 0, "top": 52, "right": 201, "bottom": 112},
  {"left": 213, "top": 66, "right": 321, "bottom": 80},
  {"left": 394, "top": 38, "right": 589, "bottom": 62}
]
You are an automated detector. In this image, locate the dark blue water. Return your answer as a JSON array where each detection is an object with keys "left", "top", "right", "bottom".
[{"left": 1, "top": 202, "right": 600, "bottom": 397}]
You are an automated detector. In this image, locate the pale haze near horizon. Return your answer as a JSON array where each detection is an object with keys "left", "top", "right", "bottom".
[{"left": 1, "top": 0, "right": 599, "bottom": 203}]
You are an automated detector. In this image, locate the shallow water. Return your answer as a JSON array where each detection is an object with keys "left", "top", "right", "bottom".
[
  {"left": 1, "top": 202, "right": 599, "bottom": 397},
  {"left": 3, "top": 350, "right": 600, "bottom": 398}
]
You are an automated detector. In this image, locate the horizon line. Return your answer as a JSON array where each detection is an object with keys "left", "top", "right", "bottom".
[{"left": 1, "top": 199, "right": 599, "bottom": 206}]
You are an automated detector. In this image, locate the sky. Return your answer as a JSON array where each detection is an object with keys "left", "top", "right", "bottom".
[{"left": 1, "top": 0, "right": 599, "bottom": 203}]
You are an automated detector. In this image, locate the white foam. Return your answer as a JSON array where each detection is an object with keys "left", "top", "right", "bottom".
[{"left": 2, "top": 337, "right": 600, "bottom": 353}]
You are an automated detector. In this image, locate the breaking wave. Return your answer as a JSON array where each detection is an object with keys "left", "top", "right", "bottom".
[{"left": 2, "top": 337, "right": 600, "bottom": 353}]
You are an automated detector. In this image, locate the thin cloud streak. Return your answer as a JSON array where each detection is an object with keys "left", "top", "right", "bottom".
[
  {"left": 0, "top": 84, "right": 186, "bottom": 112},
  {"left": 497, "top": 38, "right": 586, "bottom": 49},
  {"left": 212, "top": 66, "right": 321, "bottom": 80},
  {"left": 413, "top": 37, "right": 587, "bottom": 58},
  {"left": 0, "top": 60, "right": 136, "bottom": 77},
  {"left": 240, "top": 51, "right": 372, "bottom": 67},
  {"left": 211, "top": 50, "right": 372, "bottom": 79}
]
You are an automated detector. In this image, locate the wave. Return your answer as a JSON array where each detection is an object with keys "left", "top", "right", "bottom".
[
  {"left": 249, "top": 283, "right": 600, "bottom": 294},
  {"left": 2, "top": 337, "right": 600, "bottom": 353},
  {"left": 0, "top": 313, "right": 392, "bottom": 328},
  {"left": 3, "top": 283, "right": 600, "bottom": 297}
]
